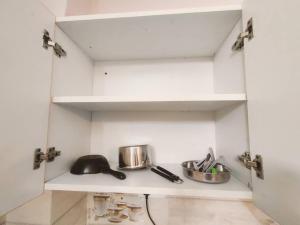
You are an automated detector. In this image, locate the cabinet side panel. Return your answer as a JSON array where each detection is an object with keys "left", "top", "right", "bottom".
[
  {"left": 46, "top": 27, "right": 93, "bottom": 181},
  {"left": 214, "top": 19, "right": 245, "bottom": 94},
  {"left": 215, "top": 104, "right": 251, "bottom": 186},
  {"left": 214, "top": 19, "right": 251, "bottom": 186},
  {"left": 51, "top": 27, "right": 94, "bottom": 97}
]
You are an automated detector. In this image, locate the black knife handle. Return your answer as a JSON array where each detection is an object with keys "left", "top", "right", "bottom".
[
  {"left": 151, "top": 168, "right": 175, "bottom": 182},
  {"left": 156, "top": 166, "right": 180, "bottom": 181},
  {"left": 109, "top": 169, "right": 126, "bottom": 180}
]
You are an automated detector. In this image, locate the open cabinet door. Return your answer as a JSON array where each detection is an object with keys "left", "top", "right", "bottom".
[
  {"left": 0, "top": 0, "right": 54, "bottom": 215},
  {"left": 243, "top": 0, "right": 300, "bottom": 224}
]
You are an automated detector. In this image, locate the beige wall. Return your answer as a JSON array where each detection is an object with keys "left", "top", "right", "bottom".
[
  {"left": 65, "top": 0, "right": 94, "bottom": 16},
  {"left": 66, "top": 0, "right": 243, "bottom": 15},
  {"left": 41, "top": 0, "right": 243, "bottom": 17},
  {"left": 40, "top": 0, "right": 68, "bottom": 16}
]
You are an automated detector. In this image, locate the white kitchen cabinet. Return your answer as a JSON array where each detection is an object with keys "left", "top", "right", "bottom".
[
  {"left": 242, "top": 1, "right": 300, "bottom": 224},
  {"left": 0, "top": 0, "right": 55, "bottom": 216},
  {"left": 0, "top": 0, "right": 299, "bottom": 225}
]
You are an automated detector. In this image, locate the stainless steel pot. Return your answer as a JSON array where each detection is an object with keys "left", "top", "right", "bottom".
[{"left": 118, "top": 145, "right": 150, "bottom": 170}]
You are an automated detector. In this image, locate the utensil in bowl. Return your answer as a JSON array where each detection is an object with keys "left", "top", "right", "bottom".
[
  {"left": 201, "top": 148, "right": 216, "bottom": 172},
  {"left": 182, "top": 160, "right": 230, "bottom": 184}
]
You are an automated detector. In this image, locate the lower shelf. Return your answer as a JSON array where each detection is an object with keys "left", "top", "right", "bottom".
[
  {"left": 52, "top": 94, "right": 246, "bottom": 111},
  {"left": 45, "top": 164, "right": 252, "bottom": 200}
]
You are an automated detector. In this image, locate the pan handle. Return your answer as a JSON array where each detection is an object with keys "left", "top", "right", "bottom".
[
  {"left": 109, "top": 169, "right": 126, "bottom": 180},
  {"left": 151, "top": 168, "right": 175, "bottom": 182},
  {"left": 156, "top": 166, "right": 181, "bottom": 181}
]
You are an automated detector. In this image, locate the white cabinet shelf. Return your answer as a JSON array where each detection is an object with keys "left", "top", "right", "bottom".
[
  {"left": 45, "top": 164, "right": 252, "bottom": 200},
  {"left": 56, "top": 7, "right": 241, "bottom": 60},
  {"left": 52, "top": 94, "right": 246, "bottom": 111}
]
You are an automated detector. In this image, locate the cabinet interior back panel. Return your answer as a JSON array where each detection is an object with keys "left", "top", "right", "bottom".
[
  {"left": 93, "top": 58, "right": 214, "bottom": 96},
  {"left": 91, "top": 111, "right": 215, "bottom": 164},
  {"left": 91, "top": 58, "right": 214, "bottom": 163}
]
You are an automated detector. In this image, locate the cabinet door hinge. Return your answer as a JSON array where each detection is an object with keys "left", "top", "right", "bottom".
[
  {"left": 238, "top": 151, "right": 264, "bottom": 179},
  {"left": 33, "top": 147, "right": 61, "bottom": 170},
  {"left": 232, "top": 18, "right": 254, "bottom": 51},
  {"left": 43, "top": 30, "right": 66, "bottom": 57}
]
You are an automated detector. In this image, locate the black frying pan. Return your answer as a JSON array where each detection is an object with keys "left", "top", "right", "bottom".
[{"left": 71, "top": 155, "right": 126, "bottom": 180}]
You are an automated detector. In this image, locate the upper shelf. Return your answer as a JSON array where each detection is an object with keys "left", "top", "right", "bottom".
[
  {"left": 45, "top": 163, "right": 252, "bottom": 200},
  {"left": 56, "top": 7, "right": 242, "bottom": 60},
  {"left": 52, "top": 94, "right": 246, "bottom": 112}
]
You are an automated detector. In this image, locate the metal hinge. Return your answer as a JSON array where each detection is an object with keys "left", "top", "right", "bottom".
[
  {"left": 33, "top": 147, "right": 61, "bottom": 170},
  {"left": 43, "top": 30, "right": 66, "bottom": 57},
  {"left": 232, "top": 18, "right": 254, "bottom": 51},
  {"left": 238, "top": 151, "right": 264, "bottom": 179}
]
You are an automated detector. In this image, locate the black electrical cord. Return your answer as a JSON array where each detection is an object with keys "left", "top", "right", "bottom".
[{"left": 144, "top": 194, "right": 156, "bottom": 225}]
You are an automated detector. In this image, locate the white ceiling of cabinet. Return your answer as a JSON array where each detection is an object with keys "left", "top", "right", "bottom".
[{"left": 57, "top": 9, "right": 241, "bottom": 60}]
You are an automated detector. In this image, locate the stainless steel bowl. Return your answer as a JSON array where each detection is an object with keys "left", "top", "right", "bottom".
[
  {"left": 182, "top": 160, "right": 230, "bottom": 184},
  {"left": 119, "top": 145, "right": 150, "bottom": 170}
]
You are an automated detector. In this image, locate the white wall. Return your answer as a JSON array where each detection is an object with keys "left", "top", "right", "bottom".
[
  {"left": 91, "top": 111, "right": 215, "bottom": 164},
  {"left": 93, "top": 58, "right": 214, "bottom": 96}
]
